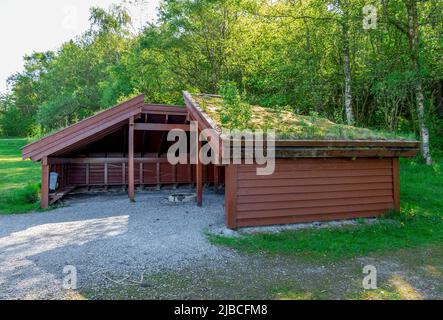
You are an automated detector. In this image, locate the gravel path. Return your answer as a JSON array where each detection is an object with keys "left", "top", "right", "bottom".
[
  {"left": 0, "top": 189, "right": 235, "bottom": 299},
  {"left": 2, "top": 189, "right": 440, "bottom": 300}
]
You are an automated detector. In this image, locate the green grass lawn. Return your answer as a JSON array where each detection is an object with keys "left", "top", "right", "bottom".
[
  {"left": 0, "top": 138, "right": 40, "bottom": 214},
  {"left": 209, "top": 156, "right": 443, "bottom": 261}
]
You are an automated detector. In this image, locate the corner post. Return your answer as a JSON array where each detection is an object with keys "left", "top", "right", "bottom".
[
  {"left": 196, "top": 126, "right": 202, "bottom": 206},
  {"left": 392, "top": 157, "right": 400, "bottom": 211},
  {"left": 225, "top": 164, "right": 237, "bottom": 228},
  {"left": 128, "top": 116, "right": 135, "bottom": 201},
  {"left": 41, "top": 157, "right": 49, "bottom": 209}
]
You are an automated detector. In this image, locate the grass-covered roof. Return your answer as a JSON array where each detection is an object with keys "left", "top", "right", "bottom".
[{"left": 192, "top": 93, "right": 414, "bottom": 141}]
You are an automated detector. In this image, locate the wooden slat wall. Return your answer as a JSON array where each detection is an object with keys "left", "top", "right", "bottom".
[
  {"left": 229, "top": 158, "right": 396, "bottom": 228},
  {"left": 64, "top": 160, "right": 219, "bottom": 186}
]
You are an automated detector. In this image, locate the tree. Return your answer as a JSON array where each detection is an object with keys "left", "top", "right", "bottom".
[
  {"left": 382, "top": 0, "right": 433, "bottom": 164},
  {"left": 35, "top": 5, "right": 132, "bottom": 130},
  {"left": 1, "top": 0, "right": 441, "bottom": 160}
]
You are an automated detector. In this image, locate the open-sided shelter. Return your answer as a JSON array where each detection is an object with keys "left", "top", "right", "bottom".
[{"left": 22, "top": 92, "right": 420, "bottom": 228}]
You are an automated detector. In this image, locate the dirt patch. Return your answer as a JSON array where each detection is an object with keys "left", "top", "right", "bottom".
[{"left": 79, "top": 245, "right": 443, "bottom": 300}]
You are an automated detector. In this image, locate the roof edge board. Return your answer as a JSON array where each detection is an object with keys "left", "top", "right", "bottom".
[
  {"left": 22, "top": 94, "right": 145, "bottom": 156},
  {"left": 28, "top": 108, "right": 142, "bottom": 161},
  {"left": 22, "top": 95, "right": 145, "bottom": 161}
]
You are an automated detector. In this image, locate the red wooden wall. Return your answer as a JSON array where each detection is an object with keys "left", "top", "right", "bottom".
[{"left": 225, "top": 157, "right": 399, "bottom": 228}]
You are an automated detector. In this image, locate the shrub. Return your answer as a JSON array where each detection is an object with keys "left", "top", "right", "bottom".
[
  {"left": 219, "top": 82, "right": 252, "bottom": 130},
  {"left": 0, "top": 107, "right": 36, "bottom": 137},
  {"left": 3, "top": 183, "right": 39, "bottom": 206}
]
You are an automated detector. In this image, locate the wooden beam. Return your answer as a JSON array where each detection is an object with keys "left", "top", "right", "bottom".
[
  {"left": 128, "top": 116, "right": 135, "bottom": 201},
  {"left": 141, "top": 104, "right": 187, "bottom": 113},
  {"left": 141, "top": 111, "right": 188, "bottom": 116},
  {"left": 49, "top": 186, "right": 75, "bottom": 205},
  {"left": 183, "top": 91, "right": 217, "bottom": 131},
  {"left": 230, "top": 148, "right": 418, "bottom": 159},
  {"left": 392, "top": 158, "right": 400, "bottom": 211},
  {"left": 134, "top": 123, "right": 190, "bottom": 131},
  {"left": 184, "top": 91, "right": 222, "bottom": 165},
  {"left": 48, "top": 157, "right": 189, "bottom": 164},
  {"left": 41, "top": 157, "right": 49, "bottom": 209},
  {"left": 228, "top": 139, "right": 421, "bottom": 149}
]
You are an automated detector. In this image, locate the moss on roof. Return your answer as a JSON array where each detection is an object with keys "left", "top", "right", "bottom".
[{"left": 192, "top": 94, "right": 413, "bottom": 141}]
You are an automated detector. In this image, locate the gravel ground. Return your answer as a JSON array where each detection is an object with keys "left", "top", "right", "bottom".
[
  {"left": 0, "top": 188, "right": 236, "bottom": 300},
  {"left": 1, "top": 188, "right": 441, "bottom": 300}
]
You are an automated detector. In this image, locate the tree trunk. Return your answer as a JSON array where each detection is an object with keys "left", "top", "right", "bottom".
[
  {"left": 415, "top": 82, "right": 432, "bottom": 164},
  {"left": 343, "top": 38, "right": 354, "bottom": 125},
  {"left": 338, "top": 0, "right": 354, "bottom": 125},
  {"left": 405, "top": 0, "right": 432, "bottom": 164}
]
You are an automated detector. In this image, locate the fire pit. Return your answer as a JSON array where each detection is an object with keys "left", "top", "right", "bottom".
[{"left": 168, "top": 193, "right": 197, "bottom": 203}]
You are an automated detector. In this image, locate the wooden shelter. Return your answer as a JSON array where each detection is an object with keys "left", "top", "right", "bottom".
[
  {"left": 184, "top": 92, "right": 420, "bottom": 228},
  {"left": 22, "top": 93, "right": 420, "bottom": 229},
  {"left": 22, "top": 95, "right": 220, "bottom": 208}
]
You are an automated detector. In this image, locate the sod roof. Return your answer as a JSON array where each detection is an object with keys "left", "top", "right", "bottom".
[{"left": 192, "top": 93, "right": 413, "bottom": 141}]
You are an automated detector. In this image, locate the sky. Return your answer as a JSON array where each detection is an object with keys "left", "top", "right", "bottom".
[{"left": 0, "top": 0, "right": 160, "bottom": 94}]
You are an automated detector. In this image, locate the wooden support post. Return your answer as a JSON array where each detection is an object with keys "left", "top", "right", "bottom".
[
  {"left": 139, "top": 113, "right": 147, "bottom": 190},
  {"left": 66, "top": 164, "right": 70, "bottom": 187},
  {"left": 156, "top": 162, "right": 161, "bottom": 190},
  {"left": 139, "top": 162, "right": 144, "bottom": 189},
  {"left": 122, "top": 162, "right": 126, "bottom": 189},
  {"left": 392, "top": 157, "right": 400, "bottom": 212},
  {"left": 85, "top": 163, "right": 90, "bottom": 185},
  {"left": 104, "top": 162, "right": 108, "bottom": 186},
  {"left": 157, "top": 115, "right": 169, "bottom": 157},
  {"left": 41, "top": 157, "right": 49, "bottom": 209},
  {"left": 172, "top": 165, "right": 177, "bottom": 189},
  {"left": 141, "top": 114, "right": 147, "bottom": 156},
  {"left": 196, "top": 127, "right": 202, "bottom": 206},
  {"left": 128, "top": 116, "right": 135, "bottom": 201},
  {"left": 213, "top": 165, "right": 219, "bottom": 192},
  {"left": 60, "top": 164, "right": 64, "bottom": 188}
]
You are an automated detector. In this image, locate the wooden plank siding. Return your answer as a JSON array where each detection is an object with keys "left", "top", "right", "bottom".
[
  {"left": 226, "top": 158, "right": 397, "bottom": 228},
  {"left": 64, "top": 160, "right": 219, "bottom": 187}
]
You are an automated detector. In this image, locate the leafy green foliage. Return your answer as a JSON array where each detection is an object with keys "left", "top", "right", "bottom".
[
  {"left": 219, "top": 83, "right": 252, "bottom": 130},
  {"left": 0, "top": 0, "right": 441, "bottom": 154}
]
